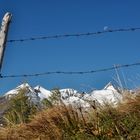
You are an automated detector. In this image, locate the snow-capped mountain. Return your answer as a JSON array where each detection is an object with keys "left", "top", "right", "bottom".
[
  {"left": 83, "top": 82, "right": 122, "bottom": 105},
  {"left": 59, "top": 88, "right": 82, "bottom": 99},
  {"left": 3, "top": 82, "right": 123, "bottom": 107},
  {"left": 4, "top": 83, "right": 32, "bottom": 97},
  {"left": 34, "top": 86, "right": 52, "bottom": 100},
  {"left": 104, "top": 82, "right": 118, "bottom": 91},
  {"left": 4, "top": 83, "right": 40, "bottom": 104}
]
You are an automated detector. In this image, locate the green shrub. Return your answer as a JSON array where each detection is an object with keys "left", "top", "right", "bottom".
[{"left": 4, "top": 88, "right": 38, "bottom": 125}]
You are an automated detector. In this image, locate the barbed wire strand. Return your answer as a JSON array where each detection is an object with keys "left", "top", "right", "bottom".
[
  {"left": 0, "top": 62, "right": 140, "bottom": 79},
  {"left": 7, "top": 27, "right": 140, "bottom": 43}
]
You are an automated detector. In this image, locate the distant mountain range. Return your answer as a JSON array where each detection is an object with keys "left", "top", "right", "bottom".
[
  {"left": 1, "top": 82, "right": 136, "bottom": 124},
  {"left": 3, "top": 82, "right": 123, "bottom": 107}
]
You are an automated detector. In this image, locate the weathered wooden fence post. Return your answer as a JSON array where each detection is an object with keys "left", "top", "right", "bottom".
[{"left": 0, "top": 12, "right": 12, "bottom": 74}]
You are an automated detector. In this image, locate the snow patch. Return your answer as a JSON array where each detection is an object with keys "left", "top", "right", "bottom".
[{"left": 34, "top": 86, "right": 52, "bottom": 100}]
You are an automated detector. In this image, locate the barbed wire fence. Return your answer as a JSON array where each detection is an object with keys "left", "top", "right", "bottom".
[
  {"left": 1, "top": 27, "right": 140, "bottom": 79},
  {"left": 7, "top": 27, "right": 140, "bottom": 43},
  {"left": 0, "top": 62, "right": 140, "bottom": 79}
]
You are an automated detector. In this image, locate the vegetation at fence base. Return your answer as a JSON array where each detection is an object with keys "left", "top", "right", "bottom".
[{"left": 0, "top": 91, "right": 140, "bottom": 140}]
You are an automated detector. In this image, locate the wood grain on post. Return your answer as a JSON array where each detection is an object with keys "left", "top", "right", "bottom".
[{"left": 0, "top": 12, "right": 12, "bottom": 72}]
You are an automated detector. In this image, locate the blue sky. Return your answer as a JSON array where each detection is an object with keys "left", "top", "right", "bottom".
[{"left": 0, "top": 0, "right": 140, "bottom": 94}]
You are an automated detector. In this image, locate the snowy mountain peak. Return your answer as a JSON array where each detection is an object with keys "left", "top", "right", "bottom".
[
  {"left": 34, "top": 85, "right": 50, "bottom": 93},
  {"left": 104, "top": 82, "right": 117, "bottom": 91},
  {"left": 59, "top": 88, "right": 80, "bottom": 99},
  {"left": 34, "top": 85, "right": 52, "bottom": 100},
  {"left": 4, "top": 83, "right": 32, "bottom": 97},
  {"left": 60, "top": 88, "right": 78, "bottom": 94}
]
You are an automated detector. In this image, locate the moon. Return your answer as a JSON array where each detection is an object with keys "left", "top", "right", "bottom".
[{"left": 103, "top": 26, "right": 108, "bottom": 31}]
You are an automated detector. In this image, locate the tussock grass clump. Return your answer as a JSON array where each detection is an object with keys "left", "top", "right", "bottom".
[
  {"left": 0, "top": 94, "right": 140, "bottom": 140},
  {"left": 3, "top": 88, "right": 38, "bottom": 125},
  {"left": 0, "top": 105, "right": 93, "bottom": 140}
]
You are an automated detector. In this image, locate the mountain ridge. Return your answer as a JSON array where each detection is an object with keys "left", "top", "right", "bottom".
[{"left": 3, "top": 82, "right": 123, "bottom": 106}]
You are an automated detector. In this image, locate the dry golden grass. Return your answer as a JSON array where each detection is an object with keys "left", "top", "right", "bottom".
[
  {"left": 0, "top": 92, "right": 140, "bottom": 140},
  {"left": 0, "top": 105, "right": 88, "bottom": 140}
]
